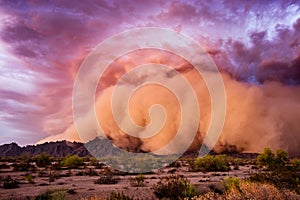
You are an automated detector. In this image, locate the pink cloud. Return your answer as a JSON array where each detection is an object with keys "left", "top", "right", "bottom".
[{"left": 0, "top": 0, "right": 299, "bottom": 145}]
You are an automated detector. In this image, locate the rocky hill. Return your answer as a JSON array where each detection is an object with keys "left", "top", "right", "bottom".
[
  {"left": 0, "top": 140, "right": 90, "bottom": 157},
  {"left": 0, "top": 138, "right": 260, "bottom": 158},
  {"left": 0, "top": 137, "right": 132, "bottom": 157}
]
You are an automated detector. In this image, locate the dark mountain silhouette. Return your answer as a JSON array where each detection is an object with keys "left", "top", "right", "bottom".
[
  {"left": 0, "top": 137, "right": 127, "bottom": 157},
  {"left": 0, "top": 140, "right": 90, "bottom": 157},
  {"left": 0, "top": 138, "right": 260, "bottom": 159}
]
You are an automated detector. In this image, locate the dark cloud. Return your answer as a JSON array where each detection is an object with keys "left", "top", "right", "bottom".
[{"left": 208, "top": 16, "right": 300, "bottom": 84}]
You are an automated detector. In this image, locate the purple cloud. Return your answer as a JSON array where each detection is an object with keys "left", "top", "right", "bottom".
[{"left": 0, "top": 0, "right": 299, "bottom": 145}]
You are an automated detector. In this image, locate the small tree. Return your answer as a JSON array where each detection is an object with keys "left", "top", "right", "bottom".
[
  {"left": 153, "top": 175, "right": 198, "bottom": 200},
  {"left": 130, "top": 174, "right": 145, "bottom": 187},
  {"left": 34, "top": 152, "right": 52, "bottom": 168},
  {"left": 25, "top": 173, "right": 34, "bottom": 184},
  {"left": 190, "top": 155, "right": 230, "bottom": 172},
  {"left": 61, "top": 155, "right": 83, "bottom": 169},
  {"left": 222, "top": 176, "right": 241, "bottom": 192},
  {"left": 274, "top": 149, "right": 288, "bottom": 167},
  {"left": 257, "top": 148, "right": 288, "bottom": 170},
  {"left": 257, "top": 148, "right": 275, "bottom": 169}
]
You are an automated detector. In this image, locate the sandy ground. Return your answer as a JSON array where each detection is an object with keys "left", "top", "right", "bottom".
[{"left": 0, "top": 161, "right": 259, "bottom": 200}]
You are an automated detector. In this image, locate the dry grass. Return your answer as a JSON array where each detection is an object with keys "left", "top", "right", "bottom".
[
  {"left": 81, "top": 195, "right": 104, "bottom": 200},
  {"left": 190, "top": 181, "right": 299, "bottom": 200},
  {"left": 81, "top": 192, "right": 133, "bottom": 200}
]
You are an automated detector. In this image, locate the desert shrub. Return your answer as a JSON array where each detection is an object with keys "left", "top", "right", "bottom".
[
  {"left": 67, "top": 188, "right": 76, "bottom": 194},
  {"left": 208, "top": 184, "right": 223, "bottom": 194},
  {"left": 168, "top": 161, "right": 181, "bottom": 168},
  {"left": 35, "top": 189, "right": 65, "bottom": 200},
  {"left": 95, "top": 168, "right": 118, "bottom": 184},
  {"left": 224, "top": 181, "right": 294, "bottom": 200},
  {"left": 130, "top": 174, "right": 145, "bottom": 187},
  {"left": 192, "top": 181, "right": 298, "bottom": 200},
  {"left": 81, "top": 195, "right": 101, "bottom": 200},
  {"left": 107, "top": 192, "right": 133, "bottom": 200},
  {"left": 248, "top": 170, "right": 300, "bottom": 193},
  {"left": 190, "top": 192, "right": 219, "bottom": 200},
  {"left": 61, "top": 155, "right": 83, "bottom": 169},
  {"left": 49, "top": 171, "right": 60, "bottom": 182},
  {"left": 1, "top": 156, "right": 17, "bottom": 162},
  {"left": 90, "top": 157, "right": 99, "bottom": 165},
  {"left": 86, "top": 168, "right": 98, "bottom": 176},
  {"left": 253, "top": 148, "right": 300, "bottom": 193},
  {"left": 52, "top": 189, "right": 66, "bottom": 200},
  {"left": 230, "top": 160, "right": 239, "bottom": 170},
  {"left": 81, "top": 192, "right": 133, "bottom": 200},
  {"left": 229, "top": 157, "right": 248, "bottom": 170},
  {"left": 12, "top": 162, "right": 35, "bottom": 171},
  {"left": 35, "top": 190, "right": 52, "bottom": 200},
  {"left": 189, "top": 155, "right": 230, "bottom": 172},
  {"left": 19, "top": 152, "right": 32, "bottom": 162},
  {"left": 231, "top": 158, "right": 248, "bottom": 166},
  {"left": 25, "top": 173, "right": 34, "bottom": 183},
  {"left": 153, "top": 174, "right": 199, "bottom": 200},
  {"left": 291, "top": 159, "right": 300, "bottom": 171},
  {"left": 222, "top": 177, "right": 241, "bottom": 192},
  {"left": 2, "top": 176, "right": 19, "bottom": 189},
  {"left": 51, "top": 162, "right": 62, "bottom": 170},
  {"left": 34, "top": 152, "right": 52, "bottom": 168},
  {"left": 82, "top": 156, "right": 91, "bottom": 162},
  {"left": 257, "top": 148, "right": 288, "bottom": 170},
  {"left": 94, "top": 175, "right": 118, "bottom": 184}
]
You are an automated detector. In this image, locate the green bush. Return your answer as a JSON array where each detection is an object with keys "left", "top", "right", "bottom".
[
  {"left": 61, "top": 155, "right": 83, "bottom": 169},
  {"left": 35, "top": 189, "right": 65, "bottom": 200},
  {"left": 189, "top": 155, "right": 230, "bottom": 172},
  {"left": 225, "top": 181, "right": 294, "bottom": 200},
  {"left": 94, "top": 175, "right": 118, "bottom": 184},
  {"left": 90, "top": 157, "right": 103, "bottom": 168},
  {"left": 25, "top": 173, "right": 34, "bottom": 184},
  {"left": 34, "top": 152, "right": 52, "bottom": 168},
  {"left": 257, "top": 148, "right": 288, "bottom": 170},
  {"left": 130, "top": 174, "right": 145, "bottom": 187},
  {"left": 94, "top": 169, "right": 116, "bottom": 184},
  {"left": 222, "top": 176, "right": 241, "bottom": 192},
  {"left": 94, "top": 168, "right": 118, "bottom": 184},
  {"left": 35, "top": 190, "right": 52, "bottom": 200},
  {"left": 248, "top": 170, "right": 300, "bottom": 194},
  {"left": 152, "top": 174, "right": 199, "bottom": 200},
  {"left": 190, "top": 181, "right": 298, "bottom": 200},
  {"left": 252, "top": 149, "right": 300, "bottom": 193},
  {"left": 291, "top": 159, "right": 300, "bottom": 171},
  {"left": 107, "top": 192, "right": 133, "bottom": 200},
  {"left": 19, "top": 152, "right": 31, "bottom": 162}
]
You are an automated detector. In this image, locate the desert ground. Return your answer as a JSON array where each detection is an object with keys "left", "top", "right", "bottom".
[{"left": 0, "top": 152, "right": 299, "bottom": 200}]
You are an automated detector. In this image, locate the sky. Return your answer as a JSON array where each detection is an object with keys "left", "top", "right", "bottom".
[{"left": 0, "top": 0, "right": 300, "bottom": 146}]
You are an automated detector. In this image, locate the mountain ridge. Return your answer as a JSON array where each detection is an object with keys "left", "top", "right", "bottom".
[
  {"left": 0, "top": 140, "right": 90, "bottom": 157},
  {"left": 0, "top": 139, "right": 260, "bottom": 159}
]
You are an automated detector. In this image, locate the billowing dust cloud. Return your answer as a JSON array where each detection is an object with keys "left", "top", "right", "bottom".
[{"left": 41, "top": 49, "right": 300, "bottom": 156}]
